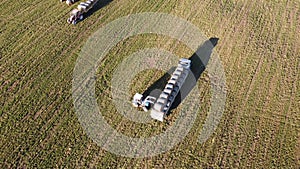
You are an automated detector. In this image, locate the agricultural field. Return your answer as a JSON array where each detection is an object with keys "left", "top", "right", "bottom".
[{"left": 0, "top": 0, "right": 299, "bottom": 168}]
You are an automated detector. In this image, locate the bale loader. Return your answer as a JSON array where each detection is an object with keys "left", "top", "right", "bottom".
[
  {"left": 132, "top": 94, "right": 156, "bottom": 112},
  {"left": 67, "top": 0, "right": 98, "bottom": 24},
  {"left": 132, "top": 58, "right": 191, "bottom": 121}
]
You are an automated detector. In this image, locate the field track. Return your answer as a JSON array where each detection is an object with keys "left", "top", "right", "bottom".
[{"left": 0, "top": 0, "right": 299, "bottom": 168}]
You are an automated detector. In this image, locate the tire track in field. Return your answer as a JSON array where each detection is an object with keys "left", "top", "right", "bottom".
[
  {"left": 193, "top": 1, "right": 258, "bottom": 166},
  {"left": 276, "top": 4, "right": 300, "bottom": 166},
  {"left": 244, "top": 9, "right": 288, "bottom": 169},
  {"left": 91, "top": 3, "right": 168, "bottom": 167},
  {"left": 259, "top": 67, "right": 280, "bottom": 166},
  {"left": 0, "top": 2, "right": 68, "bottom": 68},
  {"left": 233, "top": 4, "right": 267, "bottom": 157},
  {"left": 128, "top": 0, "right": 185, "bottom": 97},
  {"left": 0, "top": 11, "right": 83, "bottom": 100},
  {"left": 165, "top": 2, "right": 245, "bottom": 166},
  {"left": 282, "top": 57, "right": 299, "bottom": 164},
  {"left": 295, "top": 5, "right": 300, "bottom": 166},
  {"left": 2, "top": 0, "right": 119, "bottom": 163},
  {"left": 133, "top": 0, "right": 226, "bottom": 167},
  {"left": 4, "top": 0, "right": 164, "bottom": 166},
  {"left": 25, "top": 1, "right": 126, "bottom": 165},
  {"left": 85, "top": 1, "right": 186, "bottom": 167},
  {"left": 215, "top": 7, "right": 253, "bottom": 167},
  {"left": 2, "top": 0, "right": 45, "bottom": 21},
  {"left": 0, "top": 1, "right": 64, "bottom": 30},
  {"left": 0, "top": 0, "right": 84, "bottom": 57},
  {"left": 210, "top": 0, "right": 255, "bottom": 166},
  {"left": 141, "top": 0, "right": 251, "bottom": 166},
  {"left": 246, "top": 2, "right": 291, "bottom": 166},
  {"left": 6, "top": 0, "right": 116, "bottom": 64},
  {"left": 219, "top": 1, "right": 280, "bottom": 167},
  {"left": 243, "top": 2, "right": 299, "bottom": 167},
  {"left": 197, "top": 0, "right": 240, "bottom": 55},
  {"left": 0, "top": 1, "right": 38, "bottom": 19},
  {"left": 0, "top": 30, "right": 68, "bottom": 113},
  {"left": 222, "top": 4, "right": 255, "bottom": 77},
  {"left": 30, "top": 0, "right": 121, "bottom": 143},
  {"left": 4, "top": 1, "right": 188, "bottom": 167},
  {"left": 145, "top": 1, "right": 216, "bottom": 167},
  {"left": 130, "top": 1, "right": 204, "bottom": 167},
  {"left": 236, "top": 5, "right": 278, "bottom": 167},
  {"left": 0, "top": 0, "right": 69, "bottom": 60},
  {"left": 261, "top": 3, "right": 299, "bottom": 166},
  {"left": 188, "top": 0, "right": 214, "bottom": 23},
  {"left": 46, "top": 0, "right": 300, "bottom": 168}
]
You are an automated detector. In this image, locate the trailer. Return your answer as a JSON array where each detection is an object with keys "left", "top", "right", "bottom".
[
  {"left": 132, "top": 58, "right": 191, "bottom": 121},
  {"left": 67, "top": 0, "right": 98, "bottom": 24}
]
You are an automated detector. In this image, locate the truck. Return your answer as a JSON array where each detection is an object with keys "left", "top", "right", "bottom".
[
  {"left": 67, "top": 0, "right": 98, "bottom": 24},
  {"left": 132, "top": 58, "right": 191, "bottom": 122}
]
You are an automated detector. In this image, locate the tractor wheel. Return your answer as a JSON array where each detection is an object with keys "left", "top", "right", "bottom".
[{"left": 72, "top": 20, "right": 77, "bottom": 25}]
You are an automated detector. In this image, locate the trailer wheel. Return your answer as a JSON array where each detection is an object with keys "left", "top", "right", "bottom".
[{"left": 79, "top": 15, "right": 83, "bottom": 20}]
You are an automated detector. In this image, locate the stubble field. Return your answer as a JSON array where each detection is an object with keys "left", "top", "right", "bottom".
[{"left": 0, "top": 0, "right": 299, "bottom": 168}]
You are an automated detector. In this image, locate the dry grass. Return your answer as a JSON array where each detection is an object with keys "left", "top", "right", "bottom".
[{"left": 0, "top": 0, "right": 299, "bottom": 168}]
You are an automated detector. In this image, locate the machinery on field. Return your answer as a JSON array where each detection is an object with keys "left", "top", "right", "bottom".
[
  {"left": 67, "top": 0, "right": 98, "bottom": 24},
  {"left": 60, "top": 0, "right": 78, "bottom": 5},
  {"left": 132, "top": 94, "right": 156, "bottom": 112},
  {"left": 132, "top": 58, "right": 191, "bottom": 122}
]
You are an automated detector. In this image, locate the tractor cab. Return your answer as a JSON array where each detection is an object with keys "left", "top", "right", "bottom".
[
  {"left": 132, "top": 93, "right": 156, "bottom": 112},
  {"left": 67, "top": 9, "right": 83, "bottom": 24},
  {"left": 132, "top": 93, "right": 143, "bottom": 108}
]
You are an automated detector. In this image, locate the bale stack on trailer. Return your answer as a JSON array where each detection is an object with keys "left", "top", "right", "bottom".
[
  {"left": 67, "top": 0, "right": 98, "bottom": 24},
  {"left": 131, "top": 58, "right": 191, "bottom": 122},
  {"left": 150, "top": 58, "right": 191, "bottom": 121}
]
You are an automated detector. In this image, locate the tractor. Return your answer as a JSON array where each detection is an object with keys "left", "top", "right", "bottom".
[{"left": 67, "top": 0, "right": 98, "bottom": 24}]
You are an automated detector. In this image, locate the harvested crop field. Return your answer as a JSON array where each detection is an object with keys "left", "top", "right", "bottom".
[{"left": 1, "top": 0, "right": 299, "bottom": 168}]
